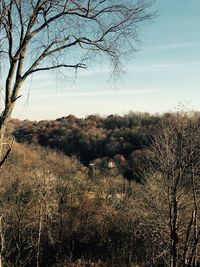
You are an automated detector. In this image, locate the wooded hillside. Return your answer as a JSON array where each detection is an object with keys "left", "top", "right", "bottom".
[
  {"left": 11, "top": 112, "right": 161, "bottom": 182},
  {"left": 2, "top": 111, "right": 199, "bottom": 267}
]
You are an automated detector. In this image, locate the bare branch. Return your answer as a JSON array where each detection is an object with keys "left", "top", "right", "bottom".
[
  {"left": 27, "top": 63, "right": 87, "bottom": 75},
  {"left": 0, "top": 137, "right": 14, "bottom": 169}
]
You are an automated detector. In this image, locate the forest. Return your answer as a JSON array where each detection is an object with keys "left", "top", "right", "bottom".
[
  {"left": 0, "top": 111, "right": 199, "bottom": 267},
  {"left": 11, "top": 112, "right": 160, "bottom": 182}
]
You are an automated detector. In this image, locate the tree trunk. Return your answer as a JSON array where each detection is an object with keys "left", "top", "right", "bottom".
[
  {"left": 0, "top": 101, "right": 15, "bottom": 166},
  {"left": 36, "top": 209, "right": 43, "bottom": 267},
  {"left": 170, "top": 190, "right": 178, "bottom": 267},
  {"left": 0, "top": 216, "right": 4, "bottom": 267},
  {"left": 0, "top": 255, "right": 3, "bottom": 267}
]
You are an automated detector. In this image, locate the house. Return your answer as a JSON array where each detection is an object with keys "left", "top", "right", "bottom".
[{"left": 108, "top": 160, "right": 115, "bottom": 169}]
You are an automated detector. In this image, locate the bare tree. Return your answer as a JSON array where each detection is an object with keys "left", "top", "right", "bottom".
[
  {"left": 144, "top": 112, "right": 200, "bottom": 267},
  {"left": 0, "top": 0, "right": 154, "bottom": 164}
]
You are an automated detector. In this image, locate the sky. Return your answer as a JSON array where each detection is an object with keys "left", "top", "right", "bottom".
[{"left": 13, "top": 0, "right": 200, "bottom": 121}]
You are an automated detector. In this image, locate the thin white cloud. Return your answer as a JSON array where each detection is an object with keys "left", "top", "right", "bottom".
[
  {"left": 128, "top": 62, "right": 200, "bottom": 71},
  {"left": 31, "top": 88, "right": 159, "bottom": 99},
  {"left": 141, "top": 41, "right": 200, "bottom": 54}
]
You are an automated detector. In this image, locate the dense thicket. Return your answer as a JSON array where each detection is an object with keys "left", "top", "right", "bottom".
[{"left": 0, "top": 143, "right": 154, "bottom": 267}]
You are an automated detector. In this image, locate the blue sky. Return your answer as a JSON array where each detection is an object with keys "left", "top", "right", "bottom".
[{"left": 13, "top": 0, "right": 200, "bottom": 120}]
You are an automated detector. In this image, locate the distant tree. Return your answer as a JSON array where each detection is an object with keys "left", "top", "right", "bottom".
[{"left": 0, "top": 0, "right": 155, "bottom": 165}]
